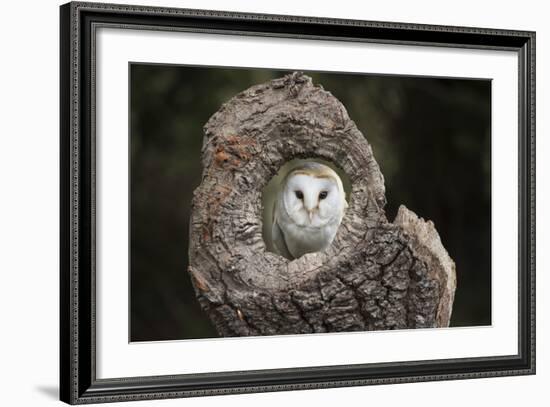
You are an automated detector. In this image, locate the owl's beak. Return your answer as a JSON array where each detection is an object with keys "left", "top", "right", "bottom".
[{"left": 308, "top": 210, "right": 314, "bottom": 222}]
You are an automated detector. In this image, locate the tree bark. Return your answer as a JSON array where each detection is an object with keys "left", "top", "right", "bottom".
[{"left": 188, "top": 72, "right": 456, "bottom": 337}]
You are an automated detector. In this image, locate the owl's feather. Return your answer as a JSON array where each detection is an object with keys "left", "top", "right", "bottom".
[{"left": 271, "top": 212, "right": 293, "bottom": 260}]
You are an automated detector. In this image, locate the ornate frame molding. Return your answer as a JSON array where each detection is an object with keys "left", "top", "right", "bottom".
[{"left": 60, "top": 2, "right": 535, "bottom": 404}]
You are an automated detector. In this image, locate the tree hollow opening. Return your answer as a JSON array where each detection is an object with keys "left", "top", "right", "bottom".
[{"left": 262, "top": 158, "right": 352, "bottom": 259}]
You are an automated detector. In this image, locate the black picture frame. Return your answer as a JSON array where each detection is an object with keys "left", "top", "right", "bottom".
[{"left": 60, "top": 1, "right": 536, "bottom": 404}]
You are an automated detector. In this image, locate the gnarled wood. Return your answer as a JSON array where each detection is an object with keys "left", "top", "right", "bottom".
[{"left": 188, "top": 72, "right": 456, "bottom": 336}]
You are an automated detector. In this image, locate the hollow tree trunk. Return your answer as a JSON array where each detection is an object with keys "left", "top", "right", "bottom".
[{"left": 188, "top": 72, "right": 456, "bottom": 337}]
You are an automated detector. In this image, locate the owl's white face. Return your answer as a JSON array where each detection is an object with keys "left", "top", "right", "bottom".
[{"left": 282, "top": 173, "right": 345, "bottom": 228}]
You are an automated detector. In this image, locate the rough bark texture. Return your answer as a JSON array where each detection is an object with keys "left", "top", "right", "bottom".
[{"left": 188, "top": 72, "right": 456, "bottom": 337}]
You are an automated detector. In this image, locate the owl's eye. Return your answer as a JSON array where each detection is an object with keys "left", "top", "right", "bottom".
[
  {"left": 319, "top": 191, "right": 328, "bottom": 200},
  {"left": 295, "top": 190, "right": 304, "bottom": 200}
]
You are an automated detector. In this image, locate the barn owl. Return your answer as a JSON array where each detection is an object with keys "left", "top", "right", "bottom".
[{"left": 272, "top": 162, "right": 348, "bottom": 260}]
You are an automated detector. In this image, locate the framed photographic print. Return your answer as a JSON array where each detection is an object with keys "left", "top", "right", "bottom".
[{"left": 60, "top": 1, "right": 535, "bottom": 404}]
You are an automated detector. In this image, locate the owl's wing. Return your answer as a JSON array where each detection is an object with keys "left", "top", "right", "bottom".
[{"left": 272, "top": 202, "right": 293, "bottom": 260}]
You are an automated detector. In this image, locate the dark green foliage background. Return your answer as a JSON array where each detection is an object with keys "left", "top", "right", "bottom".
[{"left": 130, "top": 64, "right": 491, "bottom": 341}]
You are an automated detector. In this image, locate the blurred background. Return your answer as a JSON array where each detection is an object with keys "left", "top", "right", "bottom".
[{"left": 130, "top": 64, "right": 491, "bottom": 342}]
